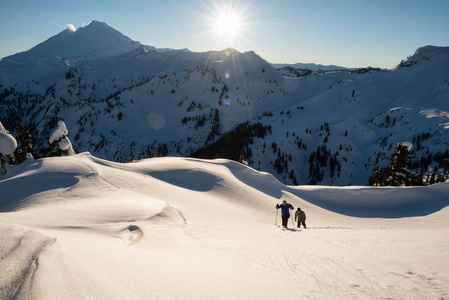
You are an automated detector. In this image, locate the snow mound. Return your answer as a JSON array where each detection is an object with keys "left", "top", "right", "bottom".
[{"left": 0, "top": 153, "right": 448, "bottom": 299}]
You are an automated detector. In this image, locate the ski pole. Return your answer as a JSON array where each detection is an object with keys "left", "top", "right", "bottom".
[{"left": 275, "top": 208, "right": 278, "bottom": 225}]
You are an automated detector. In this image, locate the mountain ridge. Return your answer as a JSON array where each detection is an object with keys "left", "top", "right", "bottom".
[{"left": 1, "top": 21, "right": 449, "bottom": 186}]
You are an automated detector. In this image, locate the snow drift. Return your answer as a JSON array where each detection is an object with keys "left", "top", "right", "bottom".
[{"left": 1, "top": 153, "right": 448, "bottom": 299}]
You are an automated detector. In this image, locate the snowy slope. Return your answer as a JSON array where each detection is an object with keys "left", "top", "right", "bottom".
[
  {"left": 7, "top": 21, "right": 142, "bottom": 63},
  {"left": 1, "top": 22, "right": 449, "bottom": 186},
  {"left": 0, "top": 21, "right": 143, "bottom": 93},
  {"left": 0, "top": 153, "right": 448, "bottom": 299}
]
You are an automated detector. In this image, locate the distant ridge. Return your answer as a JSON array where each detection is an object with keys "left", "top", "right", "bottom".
[{"left": 270, "top": 62, "right": 352, "bottom": 72}]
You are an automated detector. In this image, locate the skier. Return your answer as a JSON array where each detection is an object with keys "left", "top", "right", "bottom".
[
  {"left": 276, "top": 200, "right": 294, "bottom": 228},
  {"left": 295, "top": 207, "right": 306, "bottom": 229}
]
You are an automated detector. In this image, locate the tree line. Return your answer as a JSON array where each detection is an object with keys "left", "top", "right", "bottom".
[{"left": 370, "top": 143, "right": 447, "bottom": 186}]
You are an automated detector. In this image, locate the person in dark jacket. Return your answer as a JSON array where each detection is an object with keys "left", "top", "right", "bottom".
[
  {"left": 295, "top": 207, "right": 306, "bottom": 228},
  {"left": 276, "top": 200, "right": 294, "bottom": 228}
]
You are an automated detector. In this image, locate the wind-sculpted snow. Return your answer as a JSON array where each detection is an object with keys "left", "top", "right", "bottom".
[
  {"left": 0, "top": 223, "right": 56, "bottom": 299},
  {"left": 0, "top": 154, "right": 448, "bottom": 299},
  {"left": 0, "top": 160, "right": 80, "bottom": 212},
  {"left": 147, "top": 168, "right": 223, "bottom": 192},
  {"left": 289, "top": 184, "right": 449, "bottom": 218},
  {"left": 0, "top": 156, "right": 104, "bottom": 212}
]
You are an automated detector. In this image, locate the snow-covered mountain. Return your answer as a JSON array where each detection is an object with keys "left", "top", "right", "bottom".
[
  {"left": 9, "top": 21, "right": 143, "bottom": 62},
  {"left": 270, "top": 62, "right": 354, "bottom": 77},
  {"left": 1, "top": 21, "right": 449, "bottom": 186}
]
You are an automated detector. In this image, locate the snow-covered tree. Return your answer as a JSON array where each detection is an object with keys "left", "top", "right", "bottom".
[
  {"left": 44, "top": 120, "right": 76, "bottom": 157},
  {"left": 0, "top": 122, "right": 17, "bottom": 174}
]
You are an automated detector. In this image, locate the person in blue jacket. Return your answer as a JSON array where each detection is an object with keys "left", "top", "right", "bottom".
[{"left": 276, "top": 200, "right": 294, "bottom": 228}]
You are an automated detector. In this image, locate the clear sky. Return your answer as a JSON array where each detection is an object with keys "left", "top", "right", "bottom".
[{"left": 1, "top": 0, "right": 448, "bottom": 68}]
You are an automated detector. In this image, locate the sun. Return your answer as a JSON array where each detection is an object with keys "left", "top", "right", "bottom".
[
  {"left": 215, "top": 11, "right": 241, "bottom": 37},
  {"left": 191, "top": 0, "right": 253, "bottom": 50}
]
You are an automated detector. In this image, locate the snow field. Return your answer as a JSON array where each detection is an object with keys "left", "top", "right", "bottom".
[{"left": 0, "top": 152, "right": 448, "bottom": 299}]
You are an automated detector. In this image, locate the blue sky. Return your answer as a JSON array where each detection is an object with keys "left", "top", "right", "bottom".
[{"left": 1, "top": 0, "right": 448, "bottom": 68}]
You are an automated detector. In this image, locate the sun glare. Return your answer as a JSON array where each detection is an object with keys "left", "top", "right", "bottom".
[
  {"left": 215, "top": 12, "right": 240, "bottom": 37},
  {"left": 190, "top": 0, "right": 254, "bottom": 51}
]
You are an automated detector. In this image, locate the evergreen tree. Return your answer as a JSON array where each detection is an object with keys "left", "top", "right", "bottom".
[
  {"left": 429, "top": 165, "right": 437, "bottom": 185},
  {"left": 369, "top": 154, "right": 383, "bottom": 186},
  {"left": 14, "top": 118, "right": 39, "bottom": 163},
  {"left": 410, "top": 173, "right": 424, "bottom": 186},
  {"left": 384, "top": 143, "right": 413, "bottom": 186}
]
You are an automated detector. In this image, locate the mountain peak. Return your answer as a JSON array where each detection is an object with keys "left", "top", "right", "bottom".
[
  {"left": 86, "top": 20, "right": 106, "bottom": 26},
  {"left": 221, "top": 48, "right": 240, "bottom": 56},
  {"left": 81, "top": 20, "right": 116, "bottom": 32},
  {"left": 6, "top": 20, "right": 141, "bottom": 63}
]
